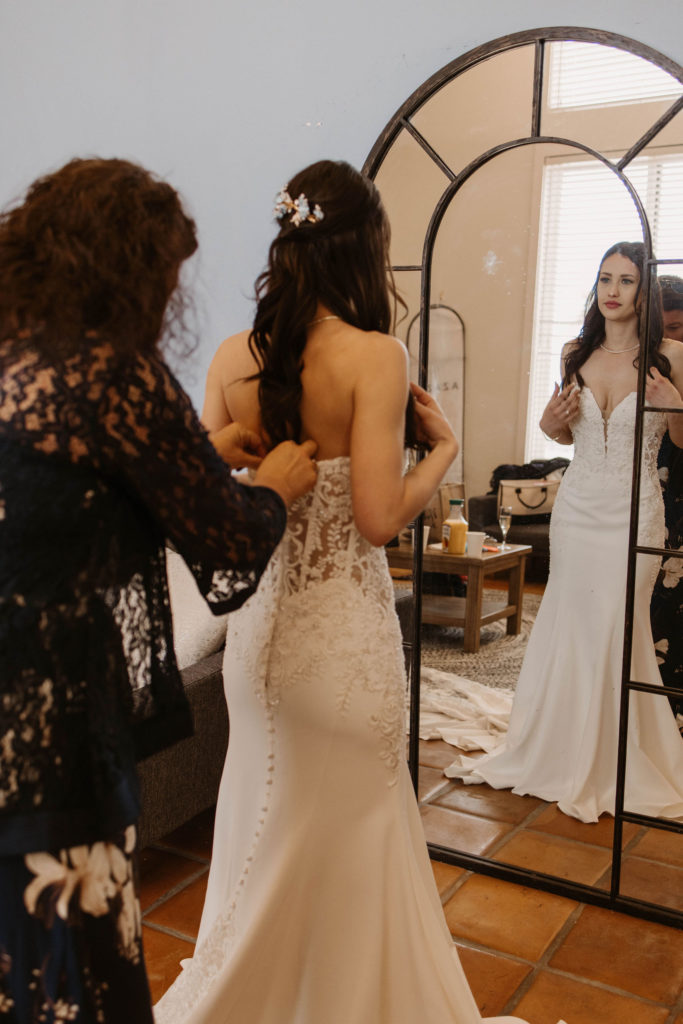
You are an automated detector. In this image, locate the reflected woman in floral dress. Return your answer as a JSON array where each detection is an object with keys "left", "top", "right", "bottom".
[{"left": 651, "top": 275, "right": 683, "bottom": 722}]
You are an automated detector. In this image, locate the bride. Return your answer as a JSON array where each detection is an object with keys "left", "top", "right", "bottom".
[
  {"left": 154, "top": 161, "right": 536, "bottom": 1023},
  {"left": 447, "top": 241, "right": 683, "bottom": 823}
]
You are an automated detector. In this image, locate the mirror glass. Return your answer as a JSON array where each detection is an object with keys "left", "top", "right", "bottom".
[
  {"left": 375, "top": 32, "right": 683, "bottom": 905},
  {"left": 410, "top": 45, "right": 537, "bottom": 173},
  {"left": 375, "top": 131, "right": 449, "bottom": 266},
  {"left": 540, "top": 41, "right": 682, "bottom": 153},
  {"left": 627, "top": 109, "right": 683, "bottom": 263},
  {"left": 417, "top": 144, "right": 648, "bottom": 892}
]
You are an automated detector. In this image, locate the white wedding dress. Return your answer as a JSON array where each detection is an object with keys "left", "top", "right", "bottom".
[
  {"left": 447, "top": 388, "right": 683, "bottom": 823},
  {"left": 154, "top": 457, "right": 534, "bottom": 1024}
]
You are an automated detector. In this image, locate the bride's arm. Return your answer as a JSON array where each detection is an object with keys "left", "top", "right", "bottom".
[
  {"left": 350, "top": 334, "right": 458, "bottom": 547},
  {"left": 538, "top": 341, "right": 580, "bottom": 444},
  {"left": 202, "top": 335, "right": 241, "bottom": 433},
  {"left": 202, "top": 331, "right": 267, "bottom": 468}
]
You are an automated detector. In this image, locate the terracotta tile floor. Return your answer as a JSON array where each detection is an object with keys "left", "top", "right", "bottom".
[
  {"left": 419, "top": 737, "right": 683, "bottom": 901},
  {"left": 141, "top": 802, "right": 683, "bottom": 1022},
  {"left": 140, "top": 574, "right": 683, "bottom": 1020}
]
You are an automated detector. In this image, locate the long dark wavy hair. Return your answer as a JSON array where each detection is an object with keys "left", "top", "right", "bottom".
[
  {"left": 248, "top": 160, "right": 407, "bottom": 447},
  {"left": 563, "top": 241, "right": 670, "bottom": 386},
  {"left": 0, "top": 157, "right": 198, "bottom": 359}
]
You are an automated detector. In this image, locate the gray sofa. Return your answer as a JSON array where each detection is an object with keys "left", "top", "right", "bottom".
[{"left": 136, "top": 650, "right": 228, "bottom": 849}]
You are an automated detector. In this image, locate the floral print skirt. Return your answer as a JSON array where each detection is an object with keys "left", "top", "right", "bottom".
[
  {"left": 0, "top": 825, "right": 153, "bottom": 1024},
  {"left": 652, "top": 432, "right": 683, "bottom": 719}
]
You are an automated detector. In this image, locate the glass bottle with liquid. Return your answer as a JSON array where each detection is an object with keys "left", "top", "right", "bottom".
[{"left": 442, "top": 498, "right": 467, "bottom": 555}]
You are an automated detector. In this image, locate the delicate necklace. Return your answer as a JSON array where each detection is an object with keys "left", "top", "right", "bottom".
[
  {"left": 599, "top": 342, "right": 640, "bottom": 354},
  {"left": 309, "top": 315, "right": 342, "bottom": 326}
]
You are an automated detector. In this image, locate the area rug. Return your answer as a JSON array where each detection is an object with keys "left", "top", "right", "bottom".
[
  {"left": 399, "top": 586, "right": 541, "bottom": 750},
  {"left": 419, "top": 588, "right": 541, "bottom": 691}
]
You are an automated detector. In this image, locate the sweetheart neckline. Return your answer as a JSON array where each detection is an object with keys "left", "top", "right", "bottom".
[{"left": 583, "top": 386, "right": 636, "bottom": 424}]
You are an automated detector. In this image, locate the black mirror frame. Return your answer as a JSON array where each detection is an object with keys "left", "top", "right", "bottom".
[{"left": 363, "top": 26, "right": 683, "bottom": 928}]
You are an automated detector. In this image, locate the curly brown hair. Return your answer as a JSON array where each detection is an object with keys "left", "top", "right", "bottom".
[{"left": 0, "top": 157, "right": 198, "bottom": 358}]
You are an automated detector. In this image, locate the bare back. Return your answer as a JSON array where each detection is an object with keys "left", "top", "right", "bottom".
[
  {"left": 202, "top": 320, "right": 403, "bottom": 460},
  {"left": 205, "top": 319, "right": 430, "bottom": 545},
  {"left": 202, "top": 315, "right": 458, "bottom": 545}
]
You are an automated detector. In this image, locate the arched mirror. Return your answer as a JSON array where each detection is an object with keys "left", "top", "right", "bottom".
[{"left": 365, "top": 27, "right": 683, "bottom": 926}]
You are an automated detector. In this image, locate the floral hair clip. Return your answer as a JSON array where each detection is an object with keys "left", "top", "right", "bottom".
[{"left": 273, "top": 186, "right": 324, "bottom": 227}]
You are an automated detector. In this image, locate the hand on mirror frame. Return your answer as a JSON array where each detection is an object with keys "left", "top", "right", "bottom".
[
  {"left": 409, "top": 382, "right": 459, "bottom": 455},
  {"left": 253, "top": 439, "right": 319, "bottom": 507},
  {"left": 542, "top": 382, "right": 581, "bottom": 436},
  {"left": 210, "top": 422, "right": 268, "bottom": 469},
  {"left": 645, "top": 367, "right": 683, "bottom": 409}
]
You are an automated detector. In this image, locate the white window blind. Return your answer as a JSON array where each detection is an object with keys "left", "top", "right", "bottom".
[
  {"left": 548, "top": 41, "right": 681, "bottom": 110},
  {"left": 525, "top": 151, "right": 683, "bottom": 461}
]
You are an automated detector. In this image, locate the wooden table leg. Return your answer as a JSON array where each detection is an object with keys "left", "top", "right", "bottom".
[
  {"left": 463, "top": 561, "right": 484, "bottom": 652},
  {"left": 506, "top": 553, "right": 528, "bottom": 635}
]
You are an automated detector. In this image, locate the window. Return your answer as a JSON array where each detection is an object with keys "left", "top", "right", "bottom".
[
  {"left": 525, "top": 150, "right": 683, "bottom": 460},
  {"left": 548, "top": 42, "right": 681, "bottom": 110}
]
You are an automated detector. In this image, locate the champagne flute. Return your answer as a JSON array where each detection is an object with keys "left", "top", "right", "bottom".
[{"left": 498, "top": 505, "right": 512, "bottom": 550}]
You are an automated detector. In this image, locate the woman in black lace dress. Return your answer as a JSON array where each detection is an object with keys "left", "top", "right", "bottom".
[{"left": 0, "top": 158, "right": 317, "bottom": 1024}]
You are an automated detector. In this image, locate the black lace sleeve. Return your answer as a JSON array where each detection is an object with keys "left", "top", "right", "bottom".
[{"left": 92, "top": 349, "right": 286, "bottom": 613}]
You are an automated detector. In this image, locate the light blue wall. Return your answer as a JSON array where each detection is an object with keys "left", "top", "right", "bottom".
[{"left": 2, "top": 0, "right": 682, "bottom": 406}]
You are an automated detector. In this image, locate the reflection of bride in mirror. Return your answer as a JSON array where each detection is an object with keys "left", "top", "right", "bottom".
[{"left": 449, "top": 241, "right": 683, "bottom": 823}]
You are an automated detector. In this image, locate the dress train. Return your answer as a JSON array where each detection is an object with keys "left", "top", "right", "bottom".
[{"left": 154, "top": 458, "right": 542, "bottom": 1023}]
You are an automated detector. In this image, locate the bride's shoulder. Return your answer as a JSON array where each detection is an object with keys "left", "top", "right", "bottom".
[
  {"left": 207, "top": 329, "right": 254, "bottom": 380},
  {"left": 347, "top": 332, "right": 408, "bottom": 393},
  {"left": 660, "top": 336, "right": 683, "bottom": 365},
  {"left": 213, "top": 328, "right": 252, "bottom": 359},
  {"left": 351, "top": 330, "right": 407, "bottom": 366},
  {"left": 660, "top": 338, "right": 683, "bottom": 393},
  {"left": 560, "top": 338, "right": 581, "bottom": 376}
]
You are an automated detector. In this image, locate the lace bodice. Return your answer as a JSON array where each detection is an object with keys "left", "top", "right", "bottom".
[
  {"left": 225, "top": 457, "right": 406, "bottom": 772},
  {"left": 0, "top": 341, "right": 286, "bottom": 854},
  {"left": 279, "top": 456, "right": 392, "bottom": 600},
  {"left": 565, "top": 387, "right": 667, "bottom": 499},
  {"left": 557, "top": 387, "right": 667, "bottom": 555},
  {"left": 228, "top": 456, "right": 397, "bottom": 666}
]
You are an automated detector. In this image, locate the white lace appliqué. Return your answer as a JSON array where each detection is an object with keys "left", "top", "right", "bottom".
[
  {"left": 568, "top": 390, "right": 665, "bottom": 502},
  {"left": 154, "top": 459, "right": 408, "bottom": 1023},
  {"left": 553, "top": 389, "right": 667, "bottom": 590},
  {"left": 226, "top": 458, "right": 406, "bottom": 780}
]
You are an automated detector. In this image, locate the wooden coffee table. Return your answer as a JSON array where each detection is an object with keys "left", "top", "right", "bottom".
[{"left": 386, "top": 542, "right": 533, "bottom": 653}]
